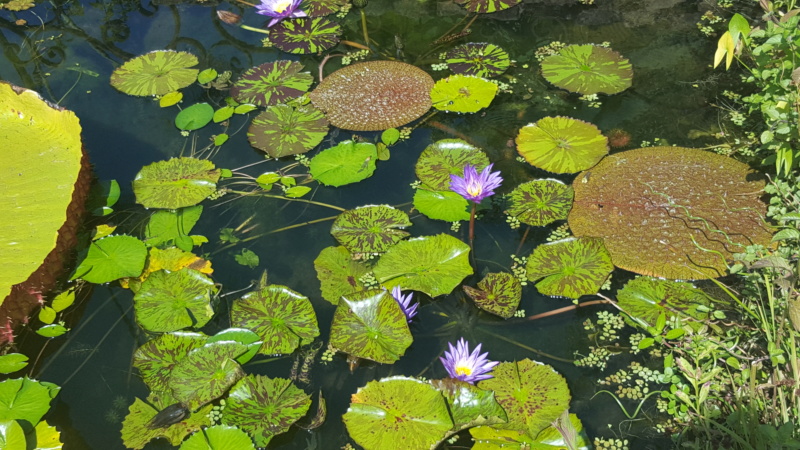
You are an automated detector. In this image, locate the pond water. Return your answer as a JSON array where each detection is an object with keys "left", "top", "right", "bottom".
[{"left": 2, "top": 0, "right": 724, "bottom": 448}]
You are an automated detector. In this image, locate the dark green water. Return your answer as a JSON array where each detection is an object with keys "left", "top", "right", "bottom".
[{"left": 1, "top": 0, "right": 721, "bottom": 448}]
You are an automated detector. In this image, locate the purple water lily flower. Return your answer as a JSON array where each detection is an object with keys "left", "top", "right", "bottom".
[
  {"left": 439, "top": 338, "right": 499, "bottom": 384},
  {"left": 255, "top": 0, "right": 307, "bottom": 28},
  {"left": 449, "top": 163, "right": 503, "bottom": 203},
  {"left": 391, "top": 286, "right": 418, "bottom": 322}
]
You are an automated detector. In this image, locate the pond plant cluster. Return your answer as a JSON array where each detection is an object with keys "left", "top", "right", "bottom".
[{"left": 2, "top": 0, "right": 800, "bottom": 449}]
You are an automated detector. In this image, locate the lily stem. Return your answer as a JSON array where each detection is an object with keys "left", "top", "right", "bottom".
[
  {"left": 468, "top": 202, "right": 477, "bottom": 269},
  {"left": 523, "top": 298, "right": 614, "bottom": 321},
  {"left": 360, "top": 9, "right": 370, "bottom": 52}
]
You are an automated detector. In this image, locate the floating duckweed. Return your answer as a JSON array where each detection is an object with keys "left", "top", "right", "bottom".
[
  {"left": 450, "top": 221, "right": 461, "bottom": 232},
  {"left": 513, "top": 309, "right": 525, "bottom": 317},
  {"left": 505, "top": 214, "right": 521, "bottom": 229},
  {"left": 358, "top": 272, "right": 378, "bottom": 288},
  {"left": 574, "top": 346, "right": 611, "bottom": 370},
  {"left": 320, "top": 344, "right": 336, "bottom": 364},
  {"left": 547, "top": 223, "right": 571, "bottom": 242},
  {"left": 593, "top": 437, "right": 629, "bottom": 450},
  {"left": 596, "top": 310, "right": 625, "bottom": 342},
  {"left": 509, "top": 254, "right": 528, "bottom": 286}
]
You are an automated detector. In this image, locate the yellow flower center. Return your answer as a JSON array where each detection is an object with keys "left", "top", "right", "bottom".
[
  {"left": 455, "top": 364, "right": 473, "bottom": 377},
  {"left": 466, "top": 181, "right": 483, "bottom": 198},
  {"left": 274, "top": 0, "right": 292, "bottom": 13}
]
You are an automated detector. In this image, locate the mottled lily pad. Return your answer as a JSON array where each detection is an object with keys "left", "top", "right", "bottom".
[
  {"left": 231, "top": 61, "right": 313, "bottom": 107},
  {"left": 430, "top": 378, "right": 507, "bottom": 433},
  {"left": 314, "top": 246, "right": 370, "bottom": 305},
  {"left": 133, "top": 332, "right": 208, "bottom": 393},
  {"left": 413, "top": 187, "right": 471, "bottom": 222},
  {"left": 303, "top": 0, "right": 349, "bottom": 17},
  {"left": 470, "top": 414, "right": 590, "bottom": 449},
  {"left": 445, "top": 43, "right": 510, "bottom": 77},
  {"left": 247, "top": 104, "right": 329, "bottom": 158},
  {"left": 454, "top": 0, "right": 521, "bottom": 13},
  {"left": 329, "top": 289, "right": 412, "bottom": 364},
  {"left": 269, "top": 17, "right": 341, "bottom": 54},
  {"left": 616, "top": 277, "right": 719, "bottom": 329},
  {"left": 541, "top": 44, "right": 632, "bottom": 95},
  {"left": 309, "top": 140, "right": 378, "bottom": 186},
  {"left": 331, "top": 205, "right": 411, "bottom": 254},
  {"left": 121, "top": 395, "right": 212, "bottom": 449},
  {"left": 133, "top": 269, "right": 217, "bottom": 332},
  {"left": 168, "top": 341, "right": 247, "bottom": 410},
  {"left": 133, "top": 157, "right": 221, "bottom": 209},
  {"left": 515, "top": 117, "right": 608, "bottom": 174},
  {"left": 111, "top": 50, "right": 199, "bottom": 97},
  {"left": 525, "top": 237, "right": 613, "bottom": 299},
  {"left": 431, "top": 75, "right": 498, "bottom": 113},
  {"left": 463, "top": 272, "right": 522, "bottom": 318},
  {"left": 506, "top": 179, "right": 573, "bottom": 227},
  {"left": 415, "top": 139, "right": 490, "bottom": 191}
]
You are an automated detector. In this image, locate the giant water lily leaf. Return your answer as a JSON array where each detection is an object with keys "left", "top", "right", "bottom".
[
  {"left": 431, "top": 75, "right": 498, "bottom": 113},
  {"left": 429, "top": 378, "right": 507, "bottom": 433},
  {"left": 446, "top": 43, "right": 510, "bottom": 77},
  {"left": 374, "top": 234, "right": 472, "bottom": 297},
  {"left": 0, "top": 377, "right": 60, "bottom": 426},
  {"left": 121, "top": 395, "right": 212, "bottom": 449},
  {"left": 222, "top": 375, "right": 311, "bottom": 447},
  {"left": 454, "top": 0, "right": 521, "bottom": 13},
  {"left": 463, "top": 272, "right": 521, "bottom": 318},
  {"left": 568, "top": 147, "right": 773, "bottom": 279},
  {"left": 303, "top": 0, "right": 348, "bottom": 16},
  {"left": 541, "top": 44, "right": 632, "bottom": 95},
  {"left": 133, "top": 331, "right": 208, "bottom": 393},
  {"left": 415, "top": 139, "right": 490, "bottom": 191},
  {"left": 168, "top": 341, "right": 247, "bottom": 410},
  {"left": 247, "top": 104, "right": 329, "bottom": 158},
  {"left": 180, "top": 425, "right": 255, "bottom": 450},
  {"left": 72, "top": 235, "right": 147, "bottom": 283},
  {"left": 331, "top": 205, "right": 411, "bottom": 254},
  {"left": 309, "top": 140, "right": 378, "bottom": 186},
  {"left": 506, "top": 179, "right": 573, "bottom": 226},
  {"left": 144, "top": 205, "right": 203, "bottom": 249},
  {"left": 525, "top": 237, "right": 613, "bottom": 299},
  {"left": 329, "top": 289, "right": 413, "bottom": 364},
  {"left": 231, "top": 61, "right": 313, "bottom": 107},
  {"left": 309, "top": 61, "right": 434, "bottom": 131},
  {"left": 133, "top": 269, "right": 216, "bottom": 332},
  {"left": 230, "top": 284, "right": 319, "bottom": 355},
  {"left": 133, "top": 157, "right": 221, "bottom": 209},
  {"left": 343, "top": 377, "right": 453, "bottom": 450},
  {"left": 413, "top": 187, "right": 471, "bottom": 222},
  {"left": 314, "top": 246, "right": 370, "bottom": 305},
  {"left": 0, "top": 82, "right": 85, "bottom": 305},
  {"left": 616, "top": 277, "right": 718, "bottom": 329},
  {"left": 515, "top": 117, "right": 608, "bottom": 174},
  {"left": 270, "top": 17, "right": 341, "bottom": 54},
  {"left": 110, "top": 50, "right": 199, "bottom": 96},
  {"left": 477, "top": 359, "right": 570, "bottom": 438}
]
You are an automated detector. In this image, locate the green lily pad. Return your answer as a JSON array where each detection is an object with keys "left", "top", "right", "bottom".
[
  {"left": 515, "top": 116, "right": 608, "bottom": 174},
  {"left": 303, "top": 0, "right": 349, "bottom": 16},
  {"left": 133, "top": 157, "right": 221, "bottom": 209},
  {"left": 0, "top": 354, "right": 28, "bottom": 374},
  {"left": 221, "top": 375, "right": 311, "bottom": 448},
  {"left": 175, "top": 103, "right": 214, "bottom": 131},
  {"left": 429, "top": 378, "right": 507, "bottom": 433},
  {"left": 168, "top": 341, "right": 247, "bottom": 410},
  {"left": 247, "top": 104, "right": 329, "bottom": 158},
  {"left": 331, "top": 205, "right": 411, "bottom": 254},
  {"left": 525, "top": 237, "right": 613, "bottom": 299},
  {"left": 616, "top": 277, "right": 718, "bottom": 329},
  {"left": 463, "top": 272, "right": 522, "bottom": 319},
  {"left": 373, "top": 234, "right": 473, "bottom": 297},
  {"left": 110, "top": 50, "right": 199, "bottom": 97},
  {"left": 413, "top": 187, "right": 471, "bottom": 222},
  {"left": 541, "top": 44, "right": 632, "bottom": 95},
  {"left": 445, "top": 43, "right": 510, "bottom": 77},
  {"left": 269, "top": 17, "right": 341, "bottom": 54},
  {"left": 133, "top": 331, "right": 208, "bottom": 393},
  {"left": 415, "top": 139, "right": 490, "bottom": 191},
  {"left": 506, "top": 179, "right": 574, "bottom": 226},
  {"left": 313, "top": 246, "right": 370, "bottom": 305},
  {"left": 453, "top": 0, "right": 521, "bottom": 13},
  {"left": 133, "top": 269, "right": 217, "bottom": 333},
  {"left": 477, "top": 359, "right": 570, "bottom": 437},
  {"left": 343, "top": 376, "right": 453, "bottom": 450},
  {"left": 431, "top": 75, "right": 498, "bottom": 113},
  {"left": 72, "top": 235, "right": 147, "bottom": 284},
  {"left": 470, "top": 413, "right": 590, "bottom": 449},
  {"left": 0, "top": 377, "right": 60, "bottom": 428},
  {"left": 121, "top": 395, "right": 212, "bottom": 449},
  {"left": 230, "top": 284, "right": 319, "bottom": 355},
  {"left": 180, "top": 424, "right": 255, "bottom": 450},
  {"left": 309, "top": 140, "right": 378, "bottom": 186},
  {"left": 207, "top": 328, "right": 263, "bottom": 365},
  {"left": 144, "top": 205, "right": 203, "bottom": 250},
  {"left": 0, "top": 420, "right": 25, "bottom": 449},
  {"left": 231, "top": 61, "right": 313, "bottom": 107},
  {"left": 329, "top": 289, "right": 413, "bottom": 364}
]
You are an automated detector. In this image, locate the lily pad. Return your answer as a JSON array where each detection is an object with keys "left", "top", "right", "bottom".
[
  {"left": 471, "top": 413, "right": 590, "bottom": 449},
  {"left": 133, "top": 332, "right": 208, "bottom": 393},
  {"left": 429, "top": 378, "right": 507, "bottom": 433},
  {"left": 525, "top": 237, "right": 613, "bottom": 299},
  {"left": 541, "top": 44, "right": 632, "bottom": 95},
  {"left": 0, "top": 377, "right": 60, "bottom": 427},
  {"left": 343, "top": 376, "right": 453, "bottom": 450},
  {"left": 413, "top": 187, "right": 471, "bottom": 222},
  {"left": 506, "top": 179, "right": 574, "bottom": 226},
  {"left": 453, "top": 0, "right": 521, "bottom": 13},
  {"left": 463, "top": 272, "right": 522, "bottom": 318},
  {"left": 415, "top": 139, "right": 490, "bottom": 191},
  {"left": 616, "top": 277, "right": 718, "bottom": 329},
  {"left": 269, "top": 17, "right": 341, "bottom": 54},
  {"left": 133, "top": 157, "right": 221, "bottom": 209},
  {"left": 180, "top": 425, "right": 255, "bottom": 450},
  {"left": 515, "top": 117, "right": 608, "bottom": 174},
  {"left": 144, "top": 205, "right": 203, "bottom": 249},
  {"left": 567, "top": 147, "right": 773, "bottom": 279},
  {"left": 331, "top": 205, "right": 411, "bottom": 254},
  {"left": 231, "top": 61, "right": 313, "bottom": 107},
  {"left": 477, "top": 359, "right": 570, "bottom": 438},
  {"left": 445, "top": 43, "right": 510, "bottom": 77},
  {"left": 121, "top": 395, "right": 212, "bottom": 449},
  {"left": 72, "top": 235, "right": 147, "bottom": 284},
  {"left": 309, "top": 140, "right": 378, "bottom": 186},
  {"left": 374, "top": 234, "right": 473, "bottom": 297},
  {"left": 247, "top": 104, "right": 329, "bottom": 158},
  {"left": 313, "top": 246, "right": 370, "bottom": 305},
  {"left": 221, "top": 375, "right": 311, "bottom": 448},
  {"left": 231, "top": 284, "right": 319, "bottom": 355},
  {"left": 133, "top": 269, "right": 217, "bottom": 333},
  {"left": 168, "top": 341, "right": 247, "bottom": 410},
  {"left": 329, "top": 289, "right": 413, "bottom": 364},
  {"left": 110, "top": 50, "right": 199, "bottom": 97},
  {"left": 431, "top": 75, "right": 498, "bottom": 113},
  {"left": 0, "top": 420, "right": 25, "bottom": 449},
  {"left": 303, "top": 0, "right": 349, "bottom": 16},
  {"left": 207, "top": 328, "right": 263, "bottom": 365},
  {"left": 175, "top": 103, "right": 214, "bottom": 131},
  {"left": 0, "top": 354, "right": 28, "bottom": 374}
]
